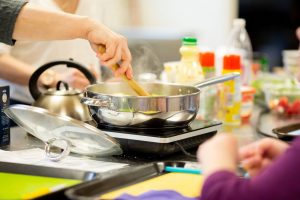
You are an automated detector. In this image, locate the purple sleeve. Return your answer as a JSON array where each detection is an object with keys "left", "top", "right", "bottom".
[{"left": 201, "top": 137, "right": 300, "bottom": 200}]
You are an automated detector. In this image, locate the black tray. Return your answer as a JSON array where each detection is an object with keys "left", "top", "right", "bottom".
[
  {"left": 65, "top": 161, "right": 246, "bottom": 200},
  {"left": 65, "top": 161, "right": 191, "bottom": 200},
  {"left": 0, "top": 161, "right": 98, "bottom": 180}
]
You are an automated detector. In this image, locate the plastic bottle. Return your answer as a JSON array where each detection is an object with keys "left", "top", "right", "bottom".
[
  {"left": 176, "top": 37, "right": 204, "bottom": 84},
  {"left": 199, "top": 51, "right": 215, "bottom": 78},
  {"left": 227, "top": 18, "right": 253, "bottom": 85},
  {"left": 197, "top": 51, "right": 217, "bottom": 120},
  {"left": 219, "top": 54, "right": 242, "bottom": 126}
]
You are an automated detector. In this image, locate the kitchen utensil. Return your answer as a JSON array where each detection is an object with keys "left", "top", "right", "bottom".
[
  {"left": 82, "top": 73, "right": 240, "bottom": 128},
  {"left": 4, "top": 104, "right": 122, "bottom": 156},
  {"left": 98, "top": 45, "right": 150, "bottom": 96},
  {"left": 29, "top": 60, "right": 97, "bottom": 122}
]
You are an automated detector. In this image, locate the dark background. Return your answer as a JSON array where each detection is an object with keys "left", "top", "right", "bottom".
[{"left": 239, "top": 0, "right": 300, "bottom": 68}]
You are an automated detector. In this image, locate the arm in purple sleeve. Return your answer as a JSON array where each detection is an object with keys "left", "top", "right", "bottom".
[{"left": 201, "top": 137, "right": 300, "bottom": 200}]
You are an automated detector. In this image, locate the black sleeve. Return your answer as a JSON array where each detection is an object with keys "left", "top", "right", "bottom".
[{"left": 0, "top": 0, "right": 28, "bottom": 45}]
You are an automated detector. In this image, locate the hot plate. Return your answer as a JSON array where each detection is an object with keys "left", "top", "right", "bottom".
[{"left": 98, "top": 120, "right": 222, "bottom": 156}]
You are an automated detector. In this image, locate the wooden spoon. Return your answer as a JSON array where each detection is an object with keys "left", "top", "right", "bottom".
[{"left": 99, "top": 45, "right": 150, "bottom": 96}]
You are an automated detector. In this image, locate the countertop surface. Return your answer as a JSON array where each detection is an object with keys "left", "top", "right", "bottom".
[
  {"left": 2, "top": 106, "right": 299, "bottom": 170},
  {"left": 1, "top": 107, "right": 299, "bottom": 199}
]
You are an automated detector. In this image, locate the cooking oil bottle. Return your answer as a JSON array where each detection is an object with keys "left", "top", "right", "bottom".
[{"left": 176, "top": 37, "right": 204, "bottom": 84}]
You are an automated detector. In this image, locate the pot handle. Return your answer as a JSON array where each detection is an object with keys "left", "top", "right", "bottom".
[
  {"left": 81, "top": 97, "right": 117, "bottom": 111},
  {"left": 29, "top": 60, "right": 97, "bottom": 100},
  {"left": 194, "top": 72, "right": 240, "bottom": 89}
]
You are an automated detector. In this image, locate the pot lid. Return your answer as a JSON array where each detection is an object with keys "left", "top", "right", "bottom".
[{"left": 4, "top": 104, "right": 122, "bottom": 157}]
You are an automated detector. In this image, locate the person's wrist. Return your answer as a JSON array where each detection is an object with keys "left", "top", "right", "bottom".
[
  {"left": 80, "top": 17, "right": 99, "bottom": 40},
  {"left": 202, "top": 152, "right": 237, "bottom": 177},
  {"left": 203, "top": 160, "right": 236, "bottom": 177}
]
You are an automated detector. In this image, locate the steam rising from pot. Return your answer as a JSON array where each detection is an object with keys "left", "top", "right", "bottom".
[
  {"left": 100, "top": 42, "right": 162, "bottom": 82},
  {"left": 130, "top": 42, "right": 162, "bottom": 78}
]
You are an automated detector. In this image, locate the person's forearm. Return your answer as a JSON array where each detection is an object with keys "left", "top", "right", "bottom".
[
  {"left": 0, "top": 53, "right": 35, "bottom": 85},
  {"left": 12, "top": 4, "right": 95, "bottom": 41}
]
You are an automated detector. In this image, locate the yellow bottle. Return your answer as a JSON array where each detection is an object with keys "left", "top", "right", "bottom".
[
  {"left": 176, "top": 37, "right": 204, "bottom": 84},
  {"left": 219, "top": 54, "right": 242, "bottom": 126}
]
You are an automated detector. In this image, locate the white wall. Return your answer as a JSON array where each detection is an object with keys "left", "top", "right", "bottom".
[
  {"left": 95, "top": 0, "right": 130, "bottom": 29},
  {"left": 98, "top": 0, "right": 237, "bottom": 48},
  {"left": 125, "top": 0, "right": 238, "bottom": 48}
]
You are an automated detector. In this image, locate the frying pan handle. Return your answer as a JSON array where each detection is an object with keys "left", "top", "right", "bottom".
[
  {"left": 194, "top": 72, "right": 240, "bottom": 89},
  {"left": 81, "top": 97, "right": 117, "bottom": 111},
  {"left": 29, "top": 60, "right": 97, "bottom": 100}
]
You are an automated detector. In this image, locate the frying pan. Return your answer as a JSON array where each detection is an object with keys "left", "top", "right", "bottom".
[{"left": 81, "top": 73, "right": 240, "bottom": 129}]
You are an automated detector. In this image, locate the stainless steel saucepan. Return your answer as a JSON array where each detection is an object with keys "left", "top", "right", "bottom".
[{"left": 81, "top": 73, "right": 240, "bottom": 129}]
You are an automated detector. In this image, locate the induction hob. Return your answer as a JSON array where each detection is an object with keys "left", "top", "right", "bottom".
[{"left": 98, "top": 120, "right": 222, "bottom": 156}]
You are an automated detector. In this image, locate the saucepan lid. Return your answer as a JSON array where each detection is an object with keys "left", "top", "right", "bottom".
[{"left": 4, "top": 104, "right": 122, "bottom": 156}]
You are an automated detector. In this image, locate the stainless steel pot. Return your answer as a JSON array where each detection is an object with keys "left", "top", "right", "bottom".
[{"left": 81, "top": 73, "right": 240, "bottom": 128}]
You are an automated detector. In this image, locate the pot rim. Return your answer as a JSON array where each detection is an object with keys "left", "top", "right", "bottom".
[{"left": 85, "top": 82, "right": 201, "bottom": 99}]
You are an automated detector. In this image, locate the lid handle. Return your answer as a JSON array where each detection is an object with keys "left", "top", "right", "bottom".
[{"left": 56, "top": 81, "right": 69, "bottom": 91}]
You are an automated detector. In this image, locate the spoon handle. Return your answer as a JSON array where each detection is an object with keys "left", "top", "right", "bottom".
[{"left": 99, "top": 45, "right": 150, "bottom": 96}]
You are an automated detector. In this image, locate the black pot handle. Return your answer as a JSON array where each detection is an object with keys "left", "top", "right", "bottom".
[{"left": 29, "top": 60, "right": 97, "bottom": 100}]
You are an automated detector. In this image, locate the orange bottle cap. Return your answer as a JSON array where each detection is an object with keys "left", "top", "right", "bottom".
[
  {"left": 223, "top": 54, "right": 241, "bottom": 71},
  {"left": 199, "top": 52, "right": 215, "bottom": 67}
]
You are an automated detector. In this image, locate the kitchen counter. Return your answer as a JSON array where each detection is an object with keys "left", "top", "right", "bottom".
[
  {"left": 3, "top": 106, "right": 293, "bottom": 168},
  {"left": 4, "top": 106, "right": 295, "bottom": 161},
  {"left": 1, "top": 107, "right": 298, "bottom": 199}
]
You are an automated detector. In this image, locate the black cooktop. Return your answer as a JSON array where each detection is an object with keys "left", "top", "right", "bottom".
[
  {"left": 97, "top": 119, "right": 222, "bottom": 137},
  {"left": 98, "top": 119, "right": 222, "bottom": 156}
]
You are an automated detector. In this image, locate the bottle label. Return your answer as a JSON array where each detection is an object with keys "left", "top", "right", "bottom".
[{"left": 219, "top": 75, "right": 241, "bottom": 125}]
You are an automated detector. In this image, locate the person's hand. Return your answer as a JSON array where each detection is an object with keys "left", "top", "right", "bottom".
[
  {"left": 56, "top": 68, "right": 97, "bottom": 90},
  {"left": 239, "top": 138, "right": 289, "bottom": 177},
  {"left": 39, "top": 67, "right": 99, "bottom": 90},
  {"left": 197, "top": 133, "right": 238, "bottom": 177},
  {"left": 296, "top": 27, "right": 300, "bottom": 40},
  {"left": 84, "top": 20, "right": 133, "bottom": 79}
]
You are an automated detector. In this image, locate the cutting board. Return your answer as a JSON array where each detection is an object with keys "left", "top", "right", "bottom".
[
  {"left": 0, "top": 172, "right": 81, "bottom": 199},
  {"left": 101, "top": 172, "right": 203, "bottom": 199}
]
